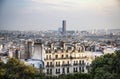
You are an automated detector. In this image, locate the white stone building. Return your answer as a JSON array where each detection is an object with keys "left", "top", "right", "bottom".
[{"left": 44, "top": 42, "right": 91, "bottom": 76}]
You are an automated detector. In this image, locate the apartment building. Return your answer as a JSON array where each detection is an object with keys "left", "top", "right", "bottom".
[{"left": 44, "top": 42, "right": 91, "bottom": 76}]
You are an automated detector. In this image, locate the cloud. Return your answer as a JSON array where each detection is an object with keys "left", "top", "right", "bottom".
[
  {"left": 29, "top": 0, "right": 75, "bottom": 12},
  {"left": 31, "top": 0, "right": 74, "bottom": 4},
  {"left": 32, "top": 0, "right": 75, "bottom": 8},
  {"left": 32, "top": 0, "right": 62, "bottom": 3},
  {"left": 31, "top": 0, "right": 119, "bottom": 12}
]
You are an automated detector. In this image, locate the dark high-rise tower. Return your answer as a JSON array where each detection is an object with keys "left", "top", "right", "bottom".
[{"left": 62, "top": 20, "right": 66, "bottom": 34}]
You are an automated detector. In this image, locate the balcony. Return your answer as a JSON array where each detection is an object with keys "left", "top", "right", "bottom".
[
  {"left": 79, "top": 63, "right": 85, "bottom": 66},
  {"left": 44, "top": 56, "right": 87, "bottom": 60},
  {"left": 44, "top": 58, "right": 53, "bottom": 60},
  {"left": 71, "top": 56, "right": 87, "bottom": 59},
  {"left": 46, "top": 65, "right": 54, "bottom": 67},
  {"left": 53, "top": 57, "right": 70, "bottom": 60},
  {"left": 61, "top": 64, "right": 71, "bottom": 67},
  {"left": 56, "top": 65, "right": 60, "bottom": 67},
  {"left": 56, "top": 72, "right": 60, "bottom": 74},
  {"left": 73, "top": 63, "right": 78, "bottom": 66}
]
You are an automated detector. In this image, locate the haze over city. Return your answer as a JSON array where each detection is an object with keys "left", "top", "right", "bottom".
[
  {"left": 1, "top": 1, "right": 120, "bottom": 79},
  {"left": 0, "top": 0, "right": 120, "bottom": 31}
]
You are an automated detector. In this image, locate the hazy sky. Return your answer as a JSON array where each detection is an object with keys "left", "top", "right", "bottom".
[{"left": 0, "top": 0, "right": 120, "bottom": 31}]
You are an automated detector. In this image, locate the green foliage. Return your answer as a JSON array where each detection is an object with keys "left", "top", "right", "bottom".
[
  {"left": 91, "top": 51, "right": 120, "bottom": 79},
  {"left": 44, "top": 72, "right": 91, "bottom": 79},
  {"left": 0, "top": 58, "right": 39, "bottom": 79},
  {"left": 54, "top": 72, "right": 91, "bottom": 79},
  {"left": 73, "top": 72, "right": 91, "bottom": 79},
  {"left": 0, "top": 61, "right": 6, "bottom": 79}
]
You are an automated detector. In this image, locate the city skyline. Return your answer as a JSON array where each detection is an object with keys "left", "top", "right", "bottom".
[{"left": 0, "top": 0, "right": 120, "bottom": 31}]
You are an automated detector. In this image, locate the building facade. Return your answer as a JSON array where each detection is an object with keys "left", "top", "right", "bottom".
[{"left": 44, "top": 42, "right": 91, "bottom": 76}]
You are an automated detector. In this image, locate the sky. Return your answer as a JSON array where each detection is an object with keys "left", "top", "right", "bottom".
[{"left": 0, "top": 0, "right": 120, "bottom": 31}]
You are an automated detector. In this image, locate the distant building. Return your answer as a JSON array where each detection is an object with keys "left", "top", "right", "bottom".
[
  {"left": 62, "top": 20, "right": 66, "bottom": 35},
  {"left": 58, "top": 27, "right": 62, "bottom": 33}
]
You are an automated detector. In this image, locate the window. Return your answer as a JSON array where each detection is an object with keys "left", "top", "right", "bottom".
[
  {"left": 59, "top": 62, "right": 60, "bottom": 66},
  {"left": 50, "top": 62, "right": 52, "bottom": 66},
  {"left": 55, "top": 49, "right": 57, "bottom": 52},
  {"left": 56, "top": 62, "right": 57, "bottom": 66},
  {"left": 47, "top": 62, "right": 49, "bottom": 66},
  {"left": 67, "top": 61, "right": 69, "bottom": 65},
  {"left": 62, "top": 68, "right": 65, "bottom": 74},
  {"left": 82, "top": 60, "right": 84, "bottom": 65},
  {"left": 49, "top": 50, "right": 51, "bottom": 53},
  {"left": 49, "top": 55, "right": 51, "bottom": 59},
  {"left": 56, "top": 69, "right": 57, "bottom": 74},
  {"left": 82, "top": 67, "right": 84, "bottom": 72},
  {"left": 46, "top": 50, "right": 48, "bottom": 53},
  {"left": 78, "top": 48, "right": 80, "bottom": 52},
  {"left": 73, "top": 68, "right": 75, "bottom": 72},
  {"left": 56, "top": 62, "right": 60, "bottom": 66},
  {"left": 62, "top": 61, "right": 65, "bottom": 65},
  {"left": 58, "top": 68, "right": 60, "bottom": 73},
  {"left": 66, "top": 55, "right": 68, "bottom": 58},
  {"left": 79, "top": 67, "right": 81, "bottom": 72},
  {"left": 74, "top": 61, "right": 75, "bottom": 65},
  {"left": 73, "top": 67, "right": 78, "bottom": 72},
  {"left": 62, "top": 49, "right": 64, "bottom": 52},
  {"left": 47, "top": 69, "right": 49, "bottom": 74},
  {"left": 56, "top": 68, "right": 60, "bottom": 74},
  {"left": 66, "top": 49, "right": 68, "bottom": 52},
  {"left": 62, "top": 55, "right": 64, "bottom": 58},
  {"left": 50, "top": 69, "right": 52, "bottom": 74},
  {"left": 76, "top": 67, "right": 78, "bottom": 72},
  {"left": 55, "top": 55, "right": 58, "bottom": 59},
  {"left": 79, "top": 60, "right": 81, "bottom": 65},
  {"left": 46, "top": 55, "right": 48, "bottom": 59},
  {"left": 76, "top": 61, "right": 78, "bottom": 65},
  {"left": 74, "top": 61, "right": 77, "bottom": 65},
  {"left": 67, "top": 67, "right": 69, "bottom": 73}
]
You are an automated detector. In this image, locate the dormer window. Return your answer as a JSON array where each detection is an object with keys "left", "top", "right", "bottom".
[
  {"left": 66, "top": 55, "right": 68, "bottom": 58},
  {"left": 55, "top": 55, "right": 58, "bottom": 59},
  {"left": 62, "top": 55, "right": 64, "bottom": 58}
]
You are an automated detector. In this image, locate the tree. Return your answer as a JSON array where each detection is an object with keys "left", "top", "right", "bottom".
[
  {"left": 0, "top": 60, "right": 6, "bottom": 79},
  {"left": 90, "top": 50, "right": 120, "bottom": 79},
  {"left": 0, "top": 58, "right": 39, "bottom": 79},
  {"left": 56, "top": 72, "right": 91, "bottom": 79},
  {"left": 111, "top": 51, "right": 120, "bottom": 78},
  {"left": 74, "top": 72, "right": 91, "bottom": 79}
]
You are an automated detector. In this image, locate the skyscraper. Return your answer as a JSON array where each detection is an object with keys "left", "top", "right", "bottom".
[{"left": 62, "top": 20, "right": 66, "bottom": 34}]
